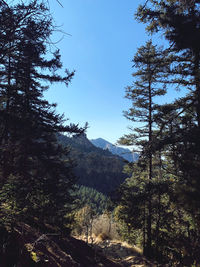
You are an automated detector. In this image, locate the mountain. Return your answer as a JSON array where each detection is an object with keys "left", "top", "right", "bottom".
[
  {"left": 57, "top": 134, "right": 128, "bottom": 195},
  {"left": 90, "top": 138, "right": 139, "bottom": 162}
]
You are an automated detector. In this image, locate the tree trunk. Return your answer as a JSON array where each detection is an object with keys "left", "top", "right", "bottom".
[
  {"left": 146, "top": 76, "right": 153, "bottom": 258},
  {"left": 194, "top": 50, "right": 200, "bottom": 129},
  {"left": 155, "top": 151, "right": 162, "bottom": 260}
]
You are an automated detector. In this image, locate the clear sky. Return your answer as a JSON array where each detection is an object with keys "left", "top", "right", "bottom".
[{"left": 44, "top": 0, "right": 180, "bottom": 144}]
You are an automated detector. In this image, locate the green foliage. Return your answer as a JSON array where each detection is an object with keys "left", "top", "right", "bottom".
[
  {"left": 113, "top": 211, "right": 142, "bottom": 246},
  {"left": 136, "top": 0, "right": 200, "bottom": 223},
  {"left": 115, "top": 163, "right": 200, "bottom": 264},
  {"left": 119, "top": 40, "right": 170, "bottom": 258},
  {"left": 73, "top": 205, "right": 95, "bottom": 239},
  {"left": 75, "top": 185, "right": 111, "bottom": 214},
  {"left": 72, "top": 185, "right": 114, "bottom": 238},
  {"left": 0, "top": 0, "right": 83, "bottom": 233},
  {"left": 118, "top": 0, "right": 200, "bottom": 265}
]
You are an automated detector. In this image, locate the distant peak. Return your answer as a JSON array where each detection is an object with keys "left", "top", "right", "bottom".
[
  {"left": 90, "top": 137, "right": 113, "bottom": 145},
  {"left": 91, "top": 137, "right": 104, "bottom": 141},
  {"left": 90, "top": 137, "right": 139, "bottom": 162}
]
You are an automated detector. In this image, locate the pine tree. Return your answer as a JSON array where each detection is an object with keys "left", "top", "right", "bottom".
[
  {"left": 0, "top": 1, "right": 83, "bottom": 232},
  {"left": 119, "top": 41, "right": 169, "bottom": 257},
  {"left": 136, "top": 0, "right": 200, "bottom": 222}
]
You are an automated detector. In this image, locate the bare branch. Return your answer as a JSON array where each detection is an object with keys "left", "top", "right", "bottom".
[
  {"left": 56, "top": 0, "right": 63, "bottom": 8},
  {"left": 0, "top": 0, "right": 9, "bottom": 8},
  {"left": 141, "top": 0, "right": 149, "bottom": 10}
]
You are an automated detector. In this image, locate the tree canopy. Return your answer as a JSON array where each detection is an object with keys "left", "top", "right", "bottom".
[
  {"left": 116, "top": 0, "right": 200, "bottom": 264},
  {"left": 0, "top": 0, "right": 83, "bottom": 233}
]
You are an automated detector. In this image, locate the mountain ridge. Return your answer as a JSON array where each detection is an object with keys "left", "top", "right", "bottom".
[
  {"left": 90, "top": 137, "right": 139, "bottom": 162},
  {"left": 57, "top": 134, "right": 128, "bottom": 195}
]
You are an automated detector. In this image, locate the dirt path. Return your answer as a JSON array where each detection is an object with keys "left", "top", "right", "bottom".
[{"left": 92, "top": 240, "right": 156, "bottom": 267}]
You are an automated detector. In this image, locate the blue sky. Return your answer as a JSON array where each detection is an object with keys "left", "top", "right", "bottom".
[{"left": 44, "top": 0, "right": 181, "bottom": 144}]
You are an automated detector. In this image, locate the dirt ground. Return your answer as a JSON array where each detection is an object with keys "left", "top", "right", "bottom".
[{"left": 78, "top": 235, "right": 156, "bottom": 267}]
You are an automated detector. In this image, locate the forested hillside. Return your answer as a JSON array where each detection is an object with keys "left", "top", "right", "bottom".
[
  {"left": 57, "top": 133, "right": 127, "bottom": 195},
  {"left": 1, "top": 0, "right": 200, "bottom": 266}
]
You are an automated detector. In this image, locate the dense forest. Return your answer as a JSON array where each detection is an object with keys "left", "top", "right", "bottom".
[
  {"left": 116, "top": 0, "right": 200, "bottom": 265},
  {"left": 0, "top": 0, "right": 200, "bottom": 266},
  {"left": 57, "top": 133, "right": 127, "bottom": 194}
]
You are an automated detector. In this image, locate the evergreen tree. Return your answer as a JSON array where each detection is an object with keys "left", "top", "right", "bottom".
[
  {"left": 0, "top": 1, "right": 83, "bottom": 232},
  {"left": 119, "top": 41, "right": 169, "bottom": 257},
  {"left": 136, "top": 0, "right": 200, "bottom": 223}
]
